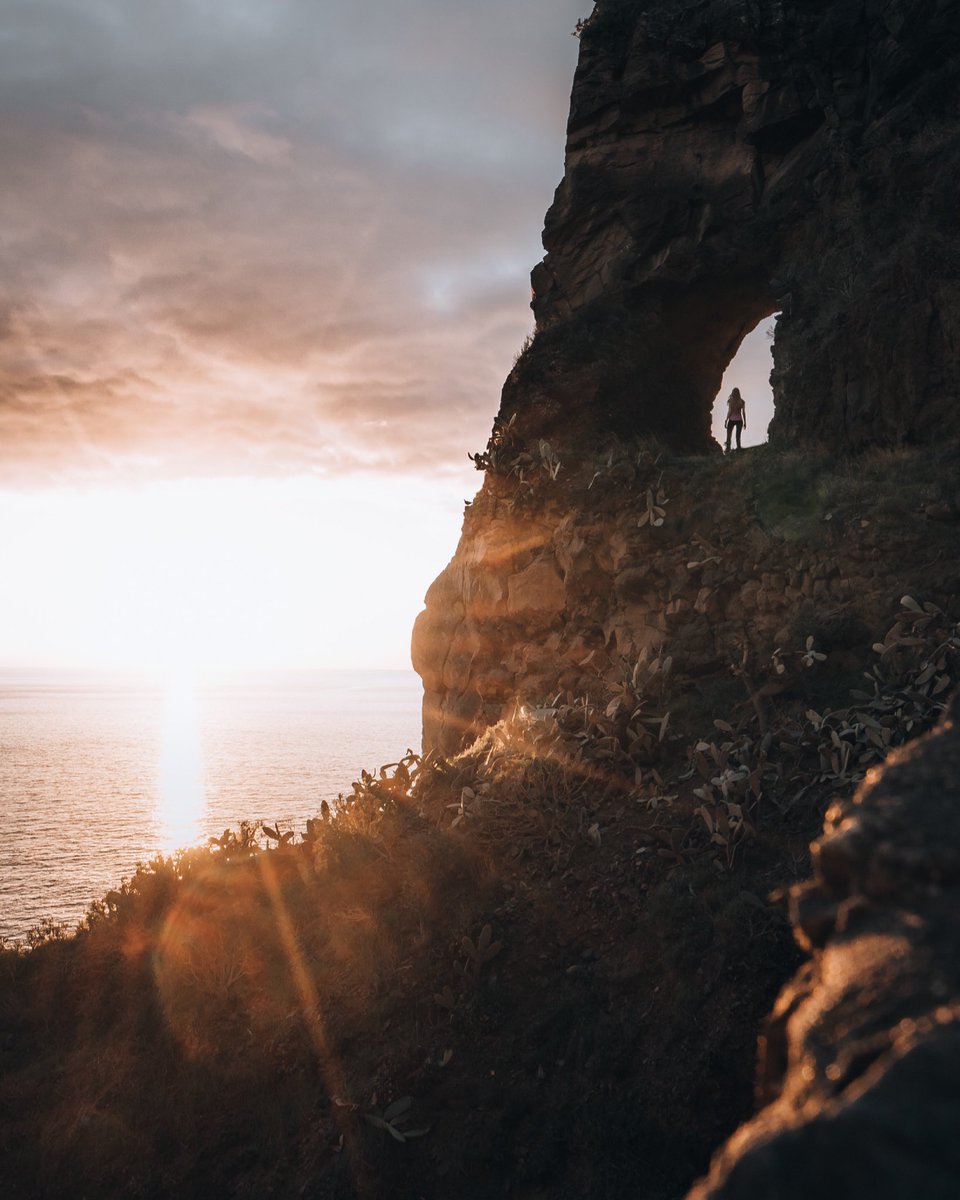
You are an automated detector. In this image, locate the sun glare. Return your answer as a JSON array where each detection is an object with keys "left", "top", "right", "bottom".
[
  {"left": 0, "top": 473, "right": 469, "bottom": 672},
  {"left": 157, "top": 668, "right": 205, "bottom": 853}
]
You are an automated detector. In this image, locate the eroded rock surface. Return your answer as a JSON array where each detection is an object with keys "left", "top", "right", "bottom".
[
  {"left": 502, "top": 0, "right": 960, "bottom": 453},
  {"left": 687, "top": 691, "right": 960, "bottom": 1199},
  {"left": 413, "top": 446, "right": 958, "bottom": 754},
  {"left": 414, "top": 13, "right": 960, "bottom": 1181},
  {"left": 414, "top": 0, "right": 960, "bottom": 754}
]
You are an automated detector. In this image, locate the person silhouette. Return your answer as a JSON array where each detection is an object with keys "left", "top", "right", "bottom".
[{"left": 724, "top": 387, "right": 746, "bottom": 451}]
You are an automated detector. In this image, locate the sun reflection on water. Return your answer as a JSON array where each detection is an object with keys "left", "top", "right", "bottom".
[{"left": 156, "top": 670, "right": 205, "bottom": 853}]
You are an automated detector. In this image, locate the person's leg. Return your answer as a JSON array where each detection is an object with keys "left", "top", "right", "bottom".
[
  {"left": 725, "top": 422, "right": 732, "bottom": 452},
  {"left": 736, "top": 421, "right": 742, "bottom": 449}
]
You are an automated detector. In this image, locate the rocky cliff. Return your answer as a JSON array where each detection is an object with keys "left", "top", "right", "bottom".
[
  {"left": 505, "top": 0, "right": 960, "bottom": 456},
  {"left": 413, "top": 443, "right": 959, "bottom": 755},
  {"left": 408, "top": 4, "right": 960, "bottom": 1194},
  {"left": 3, "top": 7, "right": 960, "bottom": 1200},
  {"left": 414, "top": 0, "right": 960, "bottom": 757}
]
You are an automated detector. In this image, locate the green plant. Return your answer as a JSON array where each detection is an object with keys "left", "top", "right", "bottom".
[
  {"left": 261, "top": 821, "right": 295, "bottom": 846},
  {"left": 637, "top": 485, "right": 668, "bottom": 528},
  {"left": 461, "top": 924, "right": 503, "bottom": 976},
  {"left": 468, "top": 420, "right": 563, "bottom": 492},
  {"left": 468, "top": 412, "right": 519, "bottom": 473},
  {"left": 538, "top": 439, "right": 562, "bottom": 481},
  {"left": 512, "top": 332, "right": 535, "bottom": 366},
  {"left": 364, "top": 1097, "right": 430, "bottom": 1144},
  {"left": 26, "top": 918, "right": 69, "bottom": 949},
  {"left": 0, "top": 936, "right": 25, "bottom": 984},
  {"left": 433, "top": 984, "right": 457, "bottom": 1012},
  {"left": 206, "top": 819, "right": 259, "bottom": 856}
]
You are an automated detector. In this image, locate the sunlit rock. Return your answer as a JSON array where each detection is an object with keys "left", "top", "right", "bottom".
[
  {"left": 413, "top": 0, "right": 960, "bottom": 754},
  {"left": 505, "top": 557, "right": 566, "bottom": 619}
]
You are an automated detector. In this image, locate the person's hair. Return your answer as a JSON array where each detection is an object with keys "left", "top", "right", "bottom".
[{"left": 728, "top": 387, "right": 742, "bottom": 400}]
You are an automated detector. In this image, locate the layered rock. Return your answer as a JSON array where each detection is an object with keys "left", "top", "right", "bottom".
[
  {"left": 414, "top": 0, "right": 960, "bottom": 754},
  {"left": 687, "top": 691, "right": 960, "bottom": 1199},
  {"left": 412, "top": 447, "right": 958, "bottom": 754},
  {"left": 501, "top": 0, "right": 960, "bottom": 454},
  {"left": 411, "top": 7, "right": 960, "bottom": 1190}
]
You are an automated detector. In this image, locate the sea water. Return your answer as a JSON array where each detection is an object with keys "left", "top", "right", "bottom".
[{"left": 0, "top": 669, "right": 421, "bottom": 942}]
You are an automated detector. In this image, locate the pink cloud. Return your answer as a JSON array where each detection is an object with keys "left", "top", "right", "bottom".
[{"left": 0, "top": 0, "right": 586, "bottom": 484}]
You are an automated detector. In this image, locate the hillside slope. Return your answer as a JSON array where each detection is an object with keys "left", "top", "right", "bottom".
[{"left": 3, "top": 450, "right": 958, "bottom": 1200}]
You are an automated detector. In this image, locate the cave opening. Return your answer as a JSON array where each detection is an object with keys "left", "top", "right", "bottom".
[{"left": 711, "top": 316, "right": 779, "bottom": 449}]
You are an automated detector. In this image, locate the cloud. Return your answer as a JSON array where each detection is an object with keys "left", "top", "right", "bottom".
[
  {"left": 179, "top": 106, "right": 293, "bottom": 164},
  {"left": 0, "top": 0, "right": 588, "bottom": 484}
]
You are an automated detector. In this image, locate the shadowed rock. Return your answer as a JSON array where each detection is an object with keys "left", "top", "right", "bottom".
[
  {"left": 688, "top": 691, "right": 960, "bottom": 1199},
  {"left": 503, "top": 0, "right": 960, "bottom": 453},
  {"left": 414, "top": 0, "right": 960, "bottom": 751}
]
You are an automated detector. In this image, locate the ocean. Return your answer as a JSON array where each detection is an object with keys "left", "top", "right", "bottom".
[{"left": 0, "top": 669, "right": 422, "bottom": 943}]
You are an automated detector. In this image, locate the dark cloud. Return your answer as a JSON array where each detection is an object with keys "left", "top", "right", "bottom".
[{"left": 0, "top": 0, "right": 589, "bottom": 482}]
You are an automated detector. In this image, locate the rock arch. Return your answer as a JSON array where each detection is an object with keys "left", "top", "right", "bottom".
[
  {"left": 496, "top": 0, "right": 960, "bottom": 456},
  {"left": 713, "top": 317, "right": 778, "bottom": 447},
  {"left": 413, "top": 0, "right": 960, "bottom": 755}
]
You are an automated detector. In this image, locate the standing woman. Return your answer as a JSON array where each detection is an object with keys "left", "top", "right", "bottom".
[{"left": 725, "top": 387, "right": 746, "bottom": 451}]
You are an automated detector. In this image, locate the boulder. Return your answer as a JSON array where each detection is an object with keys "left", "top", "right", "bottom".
[{"left": 688, "top": 693, "right": 960, "bottom": 1199}]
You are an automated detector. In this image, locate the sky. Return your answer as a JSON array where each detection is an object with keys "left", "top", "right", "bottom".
[{"left": 0, "top": 0, "right": 774, "bottom": 672}]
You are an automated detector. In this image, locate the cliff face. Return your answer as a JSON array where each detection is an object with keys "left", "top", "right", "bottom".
[
  {"left": 407, "top": 8, "right": 960, "bottom": 1194},
  {"left": 413, "top": 445, "right": 959, "bottom": 755},
  {"left": 503, "top": 0, "right": 960, "bottom": 454},
  {"left": 413, "top": 0, "right": 960, "bottom": 758}
]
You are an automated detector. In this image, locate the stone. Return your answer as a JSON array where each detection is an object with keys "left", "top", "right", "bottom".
[
  {"left": 563, "top": 549, "right": 611, "bottom": 602},
  {"left": 420, "top": 689, "right": 445, "bottom": 752},
  {"left": 501, "top": 0, "right": 960, "bottom": 456},
  {"left": 505, "top": 558, "right": 566, "bottom": 619},
  {"left": 410, "top": 0, "right": 960, "bottom": 758},
  {"left": 465, "top": 567, "right": 506, "bottom": 617},
  {"left": 672, "top": 563, "right": 692, "bottom": 591},
  {"left": 687, "top": 695, "right": 960, "bottom": 1199},
  {"left": 614, "top": 566, "right": 650, "bottom": 604}
]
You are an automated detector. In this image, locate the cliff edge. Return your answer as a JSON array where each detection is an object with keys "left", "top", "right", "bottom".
[
  {"left": 414, "top": 0, "right": 960, "bottom": 758},
  {"left": 408, "top": 1, "right": 960, "bottom": 1195},
  {"left": 3, "top": 5, "right": 960, "bottom": 1199}
]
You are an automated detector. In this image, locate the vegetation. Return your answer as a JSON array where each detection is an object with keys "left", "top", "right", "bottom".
[
  {"left": 3, "top": 438, "right": 958, "bottom": 1196},
  {"left": 469, "top": 412, "right": 563, "bottom": 490},
  {"left": 3, "top": 539, "right": 956, "bottom": 1198}
]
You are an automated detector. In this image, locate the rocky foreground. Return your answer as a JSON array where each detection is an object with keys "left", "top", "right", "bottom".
[
  {"left": 692, "top": 690, "right": 960, "bottom": 1200},
  {"left": 2, "top": 447, "right": 958, "bottom": 1199},
  {"left": 403, "top": 0, "right": 960, "bottom": 1180}
]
